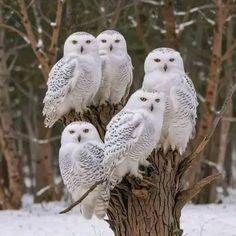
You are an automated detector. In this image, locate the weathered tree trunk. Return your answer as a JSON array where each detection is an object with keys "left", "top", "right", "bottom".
[
  {"left": 195, "top": 0, "right": 224, "bottom": 146},
  {"left": 162, "top": 0, "right": 179, "bottom": 50},
  {"left": 107, "top": 150, "right": 183, "bottom": 236},
  {"left": 34, "top": 127, "right": 56, "bottom": 202},
  {"left": 0, "top": 6, "right": 22, "bottom": 209},
  {"left": 192, "top": 1, "right": 233, "bottom": 203},
  {"left": 199, "top": 18, "right": 234, "bottom": 202}
]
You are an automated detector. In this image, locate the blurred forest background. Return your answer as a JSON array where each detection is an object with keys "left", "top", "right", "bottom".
[{"left": 0, "top": 0, "right": 236, "bottom": 209}]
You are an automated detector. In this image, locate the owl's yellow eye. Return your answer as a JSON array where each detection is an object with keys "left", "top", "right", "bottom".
[
  {"left": 115, "top": 39, "right": 120, "bottom": 43},
  {"left": 140, "top": 97, "right": 147, "bottom": 102},
  {"left": 154, "top": 58, "right": 161, "bottom": 62},
  {"left": 101, "top": 39, "right": 106, "bottom": 43},
  {"left": 86, "top": 40, "right": 91, "bottom": 44},
  {"left": 155, "top": 98, "right": 160, "bottom": 103},
  {"left": 69, "top": 130, "right": 75, "bottom": 134},
  {"left": 83, "top": 129, "right": 89, "bottom": 133},
  {"left": 169, "top": 58, "right": 175, "bottom": 62},
  {"left": 72, "top": 40, "right": 78, "bottom": 44}
]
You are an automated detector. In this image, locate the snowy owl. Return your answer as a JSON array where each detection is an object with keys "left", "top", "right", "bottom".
[
  {"left": 142, "top": 47, "right": 198, "bottom": 155},
  {"left": 59, "top": 122, "right": 109, "bottom": 219},
  {"left": 95, "top": 30, "right": 133, "bottom": 105},
  {"left": 103, "top": 89, "right": 165, "bottom": 188},
  {"left": 43, "top": 32, "right": 102, "bottom": 128}
]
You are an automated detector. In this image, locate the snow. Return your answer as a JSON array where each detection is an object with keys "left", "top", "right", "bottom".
[{"left": 0, "top": 191, "right": 236, "bottom": 236}]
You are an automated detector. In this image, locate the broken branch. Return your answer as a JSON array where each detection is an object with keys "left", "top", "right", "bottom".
[
  {"left": 49, "top": 0, "right": 65, "bottom": 67},
  {"left": 59, "top": 180, "right": 104, "bottom": 214},
  {"left": 175, "top": 172, "right": 222, "bottom": 210}
]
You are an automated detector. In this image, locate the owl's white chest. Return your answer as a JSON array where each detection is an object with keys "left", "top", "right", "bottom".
[
  {"left": 59, "top": 144, "right": 80, "bottom": 194},
  {"left": 143, "top": 71, "right": 182, "bottom": 94},
  {"left": 67, "top": 57, "right": 101, "bottom": 106}
]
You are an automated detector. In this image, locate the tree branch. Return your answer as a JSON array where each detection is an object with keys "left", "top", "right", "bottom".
[
  {"left": 17, "top": 0, "right": 49, "bottom": 80},
  {"left": 59, "top": 180, "right": 104, "bottom": 214},
  {"left": 110, "top": 0, "right": 123, "bottom": 29},
  {"left": 175, "top": 172, "right": 222, "bottom": 210},
  {"left": 0, "top": 23, "right": 29, "bottom": 43},
  {"left": 48, "top": 0, "right": 65, "bottom": 67},
  {"left": 221, "top": 40, "right": 236, "bottom": 62}
]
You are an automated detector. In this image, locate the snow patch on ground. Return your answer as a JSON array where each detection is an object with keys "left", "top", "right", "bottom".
[{"left": 0, "top": 190, "right": 236, "bottom": 236}]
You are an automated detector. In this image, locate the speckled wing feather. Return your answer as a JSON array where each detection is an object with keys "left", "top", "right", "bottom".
[
  {"left": 73, "top": 142, "right": 105, "bottom": 186},
  {"left": 43, "top": 56, "right": 77, "bottom": 127},
  {"left": 104, "top": 110, "right": 144, "bottom": 173},
  {"left": 170, "top": 75, "right": 198, "bottom": 138},
  {"left": 73, "top": 142, "right": 110, "bottom": 219}
]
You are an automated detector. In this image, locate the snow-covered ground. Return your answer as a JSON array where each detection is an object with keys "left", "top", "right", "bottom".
[{"left": 1, "top": 191, "right": 236, "bottom": 236}]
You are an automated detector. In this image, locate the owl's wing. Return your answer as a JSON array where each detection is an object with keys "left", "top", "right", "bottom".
[
  {"left": 42, "top": 56, "right": 77, "bottom": 127},
  {"left": 72, "top": 143, "right": 109, "bottom": 219},
  {"left": 170, "top": 75, "right": 198, "bottom": 138},
  {"left": 72, "top": 142, "right": 105, "bottom": 187},
  {"left": 122, "top": 55, "right": 134, "bottom": 102},
  {"left": 82, "top": 142, "right": 105, "bottom": 164},
  {"left": 182, "top": 74, "right": 199, "bottom": 107},
  {"left": 104, "top": 110, "right": 144, "bottom": 173}
]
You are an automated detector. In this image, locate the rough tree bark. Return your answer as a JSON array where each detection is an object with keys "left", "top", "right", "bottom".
[
  {"left": 0, "top": 6, "right": 22, "bottom": 209},
  {"left": 162, "top": 0, "right": 179, "bottom": 50},
  {"left": 62, "top": 101, "right": 221, "bottom": 236}
]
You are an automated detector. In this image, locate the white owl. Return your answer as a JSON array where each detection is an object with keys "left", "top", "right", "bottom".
[
  {"left": 59, "top": 121, "right": 109, "bottom": 219},
  {"left": 103, "top": 89, "right": 165, "bottom": 188},
  {"left": 43, "top": 32, "right": 102, "bottom": 128},
  {"left": 142, "top": 47, "right": 198, "bottom": 155},
  {"left": 95, "top": 30, "right": 133, "bottom": 105}
]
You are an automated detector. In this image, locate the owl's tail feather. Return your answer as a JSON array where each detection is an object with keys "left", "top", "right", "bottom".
[
  {"left": 81, "top": 203, "right": 95, "bottom": 219},
  {"left": 42, "top": 103, "right": 58, "bottom": 128},
  {"left": 94, "top": 186, "right": 110, "bottom": 219}
]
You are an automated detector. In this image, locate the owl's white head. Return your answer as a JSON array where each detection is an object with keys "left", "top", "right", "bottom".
[
  {"left": 63, "top": 32, "right": 98, "bottom": 56},
  {"left": 96, "top": 30, "right": 127, "bottom": 55},
  {"left": 144, "top": 48, "right": 185, "bottom": 74},
  {"left": 61, "top": 121, "right": 101, "bottom": 145},
  {"left": 125, "top": 89, "right": 166, "bottom": 115}
]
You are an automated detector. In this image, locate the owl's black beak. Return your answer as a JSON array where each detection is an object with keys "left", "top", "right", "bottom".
[
  {"left": 78, "top": 135, "right": 81, "bottom": 142},
  {"left": 109, "top": 44, "right": 113, "bottom": 51},
  {"left": 150, "top": 104, "right": 154, "bottom": 112},
  {"left": 164, "top": 64, "right": 167, "bottom": 71},
  {"left": 80, "top": 46, "right": 84, "bottom": 53}
]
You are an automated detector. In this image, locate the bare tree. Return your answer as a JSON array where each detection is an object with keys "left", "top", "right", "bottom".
[
  {"left": 16, "top": 0, "right": 65, "bottom": 201},
  {"left": 191, "top": 0, "right": 234, "bottom": 203},
  {"left": 0, "top": 5, "right": 22, "bottom": 209}
]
